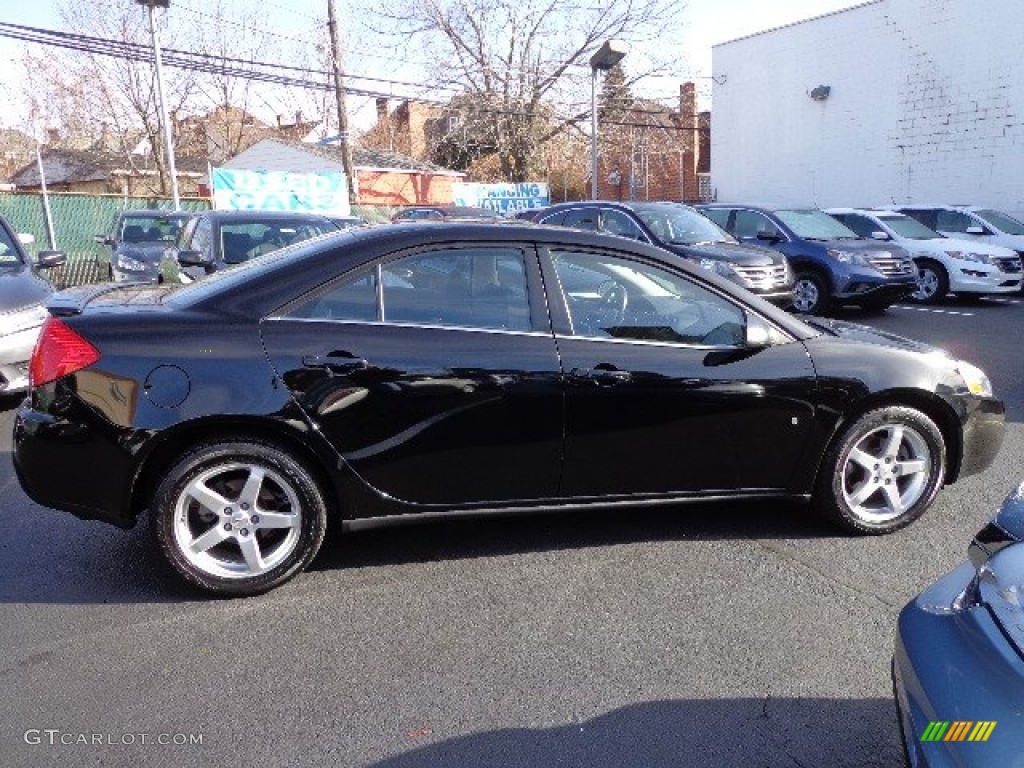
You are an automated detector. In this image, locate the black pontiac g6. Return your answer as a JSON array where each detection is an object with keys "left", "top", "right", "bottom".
[{"left": 13, "top": 223, "right": 1005, "bottom": 596}]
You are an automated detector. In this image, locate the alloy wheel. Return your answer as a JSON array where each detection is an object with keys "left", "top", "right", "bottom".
[
  {"left": 792, "top": 277, "right": 820, "bottom": 313},
  {"left": 840, "top": 424, "right": 932, "bottom": 524},
  {"left": 912, "top": 267, "right": 939, "bottom": 301},
  {"left": 172, "top": 461, "right": 303, "bottom": 579}
]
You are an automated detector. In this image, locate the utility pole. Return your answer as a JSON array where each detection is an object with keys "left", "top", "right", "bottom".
[
  {"left": 327, "top": 0, "right": 356, "bottom": 202},
  {"left": 136, "top": 0, "right": 180, "bottom": 210}
]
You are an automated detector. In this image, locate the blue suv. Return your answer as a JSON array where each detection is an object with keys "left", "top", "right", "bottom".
[{"left": 698, "top": 204, "right": 917, "bottom": 314}]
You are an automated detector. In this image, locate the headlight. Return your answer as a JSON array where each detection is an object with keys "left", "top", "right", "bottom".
[
  {"left": 945, "top": 250, "right": 991, "bottom": 264},
  {"left": 825, "top": 248, "right": 871, "bottom": 267},
  {"left": 698, "top": 258, "right": 735, "bottom": 278},
  {"left": 117, "top": 255, "right": 148, "bottom": 271},
  {"left": 956, "top": 360, "right": 993, "bottom": 397},
  {"left": 0, "top": 304, "right": 49, "bottom": 336}
]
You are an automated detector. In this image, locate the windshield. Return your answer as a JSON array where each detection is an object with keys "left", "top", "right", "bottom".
[
  {"left": 120, "top": 215, "right": 188, "bottom": 243},
  {"left": 975, "top": 209, "right": 1024, "bottom": 235},
  {"left": 633, "top": 204, "right": 732, "bottom": 245},
  {"left": 0, "top": 225, "right": 25, "bottom": 266},
  {"left": 877, "top": 214, "right": 941, "bottom": 240},
  {"left": 776, "top": 209, "right": 859, "bottom": 240},
  {"left": 219, "top": 219, "right": 340, "bottom": 264},
  {"left": 169, "top": 229, "right": 347, "bottom": 306}
]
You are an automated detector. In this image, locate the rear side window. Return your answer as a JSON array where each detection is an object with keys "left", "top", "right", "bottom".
[
  {"left": 936, "top": 210, "right": 983, "bottom": 234},
  {"left": 285, "top": 248, "right": 532, "bottom": 332}
]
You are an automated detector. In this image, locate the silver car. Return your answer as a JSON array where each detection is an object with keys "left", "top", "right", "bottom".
[{"left": 0, "top": 217, "right": 64, "bottom": 393}]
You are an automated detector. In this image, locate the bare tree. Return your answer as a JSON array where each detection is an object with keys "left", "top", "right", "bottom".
[
  {"left": 362, "top": 0, "right": 687, "bottom": 181},
  {"left": 19, "top": 1, "right": 199, "bottom": 196}
]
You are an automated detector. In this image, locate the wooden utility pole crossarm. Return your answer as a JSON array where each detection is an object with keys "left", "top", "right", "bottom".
[{"left": 327, "top": 0, "right": 356, "bottom": 201}]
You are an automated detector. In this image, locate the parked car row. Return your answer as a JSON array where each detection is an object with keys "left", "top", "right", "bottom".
[{"left": 513, "top": 200, "right": 1024, "bottom": 314}]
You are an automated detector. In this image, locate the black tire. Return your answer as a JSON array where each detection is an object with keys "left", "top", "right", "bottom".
[
  {"left": 791, "top": 271, "right": 830, "bottom": 315},
  {"left": 909, "top": 259, "right": 948, "bottom": 304},
  {"left": 152, "top": 440, "right": 327, "bottom": 597},
  {"left": 813, "top": 406, "right": 945, "bottom": 534}
]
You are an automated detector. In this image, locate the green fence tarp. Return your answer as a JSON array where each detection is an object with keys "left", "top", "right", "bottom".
[
  {"left": 0, "top": 193, "right": 392, "bottom": 288},
  {"left": 0, "top": 193, "right": 211, "bottom": 288}
]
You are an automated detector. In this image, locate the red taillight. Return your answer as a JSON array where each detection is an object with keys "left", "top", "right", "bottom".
[{"left": 29, "top": 317, "right": 101, "bottom": 388}]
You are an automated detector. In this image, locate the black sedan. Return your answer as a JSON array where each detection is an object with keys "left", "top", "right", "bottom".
[{"left": 13, "top": 223, "right": 1005, "bottom": 596}]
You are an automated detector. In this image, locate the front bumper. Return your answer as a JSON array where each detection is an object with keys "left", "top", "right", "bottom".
[
  {"left": 833, "top": 276, "right": 916, "bottom": 304},
  {"left": 957, "top": 396, "right": 1005, "bottom": 480},
  {"left": 947, "top": 267, "right": 1021, "bottom": 295},
  {"left": 0, "top": 323, "right": 44, "bottom": 392},
  {"left": 894, "top": 563, "right": 1024, "bottom": 768}
]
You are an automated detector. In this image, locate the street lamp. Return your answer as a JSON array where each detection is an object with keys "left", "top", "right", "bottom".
[
  {"left": 590, "top": 39, "right": 628, "bottom": 199},
  {"left": 135, "top": 0, "right": 180, "bottom": 209}
]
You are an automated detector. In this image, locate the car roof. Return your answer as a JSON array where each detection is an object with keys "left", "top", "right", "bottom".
[
  {"left": 190, "top": 209, "right": 337, "bottom": 222},
  {"left": 121, "top": 209, "right": 191, "bottom": 218},
  {"left": 826, "top": 208, "right": 907, "bottom": 217}
]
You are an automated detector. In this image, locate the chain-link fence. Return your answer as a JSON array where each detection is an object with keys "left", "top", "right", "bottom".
[
  {"left": 0, "top": 192, "right": 393, "bottom": 289},
  {"left": 0, "top": 192, "right": 212, "bottom": 288}
]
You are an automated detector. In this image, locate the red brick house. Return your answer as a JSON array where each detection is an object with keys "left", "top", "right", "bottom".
[{"left": 595, "top": 82, "right": 710, "bottom": 203}]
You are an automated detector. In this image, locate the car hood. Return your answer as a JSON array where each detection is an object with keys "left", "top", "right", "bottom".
[
  {"left": 662, "top": 240, "right": 785, "bottom": 266},
  {"left": 815, "top": 238, "right": 911, "bottom": 258},
  {"left": 913, "top": 236, "right": 1019, "bottom": 258},
  {"left": 115, "top": 242, "right": 175, "bottom": 262},
  {"left": 802, "top": 317, "right": 939, "bottom": 355},
  {"left": 0, "top": 265, "right": 53, "bottom": 311}
]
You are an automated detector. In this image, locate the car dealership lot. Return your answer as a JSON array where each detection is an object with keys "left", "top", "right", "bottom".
[{"left": 0, "top": 298, "right": 1021, "bottom": 768}]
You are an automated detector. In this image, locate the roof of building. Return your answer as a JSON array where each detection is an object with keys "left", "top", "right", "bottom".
[{"left": 9, "top": 147, "right": 208, "bottom": 187}]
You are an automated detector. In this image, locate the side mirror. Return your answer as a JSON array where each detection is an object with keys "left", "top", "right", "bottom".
[
  {"left": 176, "top": 249, "right": 212, "bottom": 267},
  {"left": 17, "top": 232, "right": 35, "bottom": 245},
  {"left": 36, "top": 250, "right": 66, "bottom": 269},
  {"left": 94, "top": 234, "right": 114, "bottom": 245},
  {"left": 756, "top": 229, "right": 781, "bottom": 242},
  {"left": 870, "top": 231, "right": 891, "bottom": 241},
  {"left": 965, "top": 225, "right": 987, "bottom": 235},
  {"left": 745, "top": 313, "right": 789, "bottom": 347}
]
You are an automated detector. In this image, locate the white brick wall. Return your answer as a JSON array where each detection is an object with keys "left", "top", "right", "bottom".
[{"left": 711, "top": 0, "right": 1024, "bottom": 219}]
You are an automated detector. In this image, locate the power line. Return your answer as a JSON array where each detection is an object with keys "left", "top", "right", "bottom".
[{"left": 1, "top": 22, "right": 708, "bottom": 134}]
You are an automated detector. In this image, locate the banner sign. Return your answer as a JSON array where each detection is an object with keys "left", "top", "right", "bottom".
[
  {"left": 452, "top": 182, "right": 550, "bottom": 214},
  {"left": 211, "top": 168, "right": 350, "bottom": 216}
]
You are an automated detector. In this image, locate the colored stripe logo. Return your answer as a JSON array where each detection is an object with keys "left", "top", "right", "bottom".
[{"left": 921, "top": 721, "right": 996, "bottom": 742}]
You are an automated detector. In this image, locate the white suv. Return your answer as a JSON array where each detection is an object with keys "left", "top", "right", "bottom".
[
  {"left": 828, "top": 208, "right": 1022, "bottom": 303},
  {"left": 894, "top": 205, "right": 1024, "bottom": 260}
]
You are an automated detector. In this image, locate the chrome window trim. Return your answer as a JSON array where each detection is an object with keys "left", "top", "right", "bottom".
[{"left": 263, "top": 316, "right": 554, "bottom": 338}]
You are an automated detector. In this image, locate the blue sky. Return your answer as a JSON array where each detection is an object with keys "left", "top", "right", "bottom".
[{"left": 0, "top": 0, "right": 860, "bottom": 134}]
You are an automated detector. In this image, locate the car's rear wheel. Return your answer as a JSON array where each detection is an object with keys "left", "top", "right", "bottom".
[
  {"left": 910, "top": 259, "right": 948, "bottom": 304},
  {"left": 152, "top": 440, "right": 327, "bottom": 597},
  {"left": 791, "top": 271, "right": 829, "bottom": 314},
  {"left": 814, "top": 406, "right": 945, "bottom": 534}
]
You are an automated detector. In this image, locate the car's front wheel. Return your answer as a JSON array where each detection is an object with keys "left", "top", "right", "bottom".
[
  {"left": 152, "top": 440, "right": 327, "bottom": 597},
  {"left": 792, "top": 271, "right": 830, "bottom": 314},
  {"left": 910, "top": 260, "right": 948, "bottom": 304},
  {"left": 814, "top": 406, "right": 945, "bottom": 534}
]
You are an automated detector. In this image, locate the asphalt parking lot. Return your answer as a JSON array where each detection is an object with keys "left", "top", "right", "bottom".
[{"left": 1, "top": 295, "right": 1021, "bottom": 768}]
